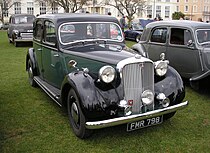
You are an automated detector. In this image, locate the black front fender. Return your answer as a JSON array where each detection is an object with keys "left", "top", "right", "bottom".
[
  {"left": 61, "top": 71, "right": 122, "bottom": 120},
  {"left": 26, "top": 48, "right": 36, "bottom": 70},
  {"left": 154, "top": 66, "right": 185, "bottom": 105}
]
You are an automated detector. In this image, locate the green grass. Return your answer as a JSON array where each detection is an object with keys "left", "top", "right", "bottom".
[{"left": 0, "top": 30, "right": 210, "bottom": 153}]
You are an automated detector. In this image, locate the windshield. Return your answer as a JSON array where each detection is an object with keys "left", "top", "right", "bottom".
[
  {"left": 14, "top": 15, "right": 35, "bottom": 24},
  {"left": 196, "top": 29, "right": 210, "bottom": 44},
  {"left": 132, "top": 22, "right": 143, "bottom": 30},
  {"left": 59, "top": 22, "right": 123, "bottom": 45}
]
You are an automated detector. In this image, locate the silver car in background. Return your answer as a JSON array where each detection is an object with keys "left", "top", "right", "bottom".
[
  {"left": 7, "top": 14, "right": 35, "bottom": 47},
  {"left": 132, "top": 20, "right": 210, "bottom": 90}
]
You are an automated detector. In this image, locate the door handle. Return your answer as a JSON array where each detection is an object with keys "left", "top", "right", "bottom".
[{"left": 54, "top": 54, "right": 59, "bottom": 57}]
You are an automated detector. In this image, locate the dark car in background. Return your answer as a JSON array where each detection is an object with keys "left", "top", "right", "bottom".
[
  {"left": 7, "top": 14, "right": 35, "bottom": 47},
  {"left": 132, "top": 20, "right": 210, "bottom": 89},
  {"left": 26, "top": 13, "right": 188, "bottom": 139},
  {"left": 124, "top": 19, "right": 154, "bottom": 42}
]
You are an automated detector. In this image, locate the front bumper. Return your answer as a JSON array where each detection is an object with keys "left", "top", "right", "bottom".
[{"left": 85, "top": 101, "right": 188, "bottom": 129}]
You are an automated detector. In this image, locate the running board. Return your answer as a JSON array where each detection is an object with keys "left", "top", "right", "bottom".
[{"left": 34, "top": 76, "right": 62, "bottom": 106}]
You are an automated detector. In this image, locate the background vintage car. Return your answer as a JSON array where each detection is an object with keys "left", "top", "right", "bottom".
[
  {"left": 135, "top": 20, "right": 210, "bottom": 89},
  {"left": 124, "top": 19, "right": 154, "bottom": 42},
  {"left": 7, "top": 14, "right": 35, "bottom": 47},
  {"left": 26, "top": 13, "right": 188, "bottom": 138}
]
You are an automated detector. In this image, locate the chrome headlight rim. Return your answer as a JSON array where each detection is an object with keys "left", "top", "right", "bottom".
[
  {"left": 99, "top": 65, "right": 116, "bottom": 83},
  {"left": 13, "top": 30, "right": 19, "bottom": 35},
  {"left": 141, "top": 90, "right": 154, "bottom": 106},
  {"left": 154, "top": 60, "right": 169, "bottom": 76}
]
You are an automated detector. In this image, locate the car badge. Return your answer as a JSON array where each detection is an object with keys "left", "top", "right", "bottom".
[{"left": 128, "top": 100, "right": 133, "bottom": 106}]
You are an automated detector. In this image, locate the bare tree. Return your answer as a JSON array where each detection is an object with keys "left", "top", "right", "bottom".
[
  {"left": 104, "top": 0, "right": 147, "bottom": 27},
  {"left": 0, "top": 0, "right": 17, "bottom": 22},
  {"left": 36, "top": 0, "right": 89, "bottom": 13}
]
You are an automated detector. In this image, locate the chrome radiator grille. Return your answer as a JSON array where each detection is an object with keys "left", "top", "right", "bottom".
[
  {"left": 20, "top": 33, "right": 33, "bottom": 38},
  {"left": 122, "top": 62, "right": 154, "bottom": 114}
]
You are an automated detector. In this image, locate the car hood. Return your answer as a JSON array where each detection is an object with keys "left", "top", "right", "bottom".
[
  {"left": 13, "top": 24, "right": 33, "bottom": 32},
  {"left": 87, "top": 49, "right": 135, "bottom": 65},
  {"left": 64, "top": 44, "right": 137, "bottom": 65}
]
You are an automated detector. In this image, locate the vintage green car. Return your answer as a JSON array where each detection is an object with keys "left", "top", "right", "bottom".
[{"left": 26, "top": 13, "right": 188, "bottom": 138}]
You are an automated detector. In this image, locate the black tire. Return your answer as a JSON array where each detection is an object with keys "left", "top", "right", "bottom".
[
  {"left": 163, "top": 112, "right": 176, "bottom": 121},
  {"left": 190, "top": 80, "right": 200, "bottom": 91},
  {"left": 135, "top": 34, "right": 141, "bottom": 42},
  {"left": 14, "top": 41, "right": 19, "bottom": 47},
  {"left": 67, "top": 89, "right": 93, "bottom": 139},
  {"left": 27, "top": 60, "right": 37, "bottom": 87}
]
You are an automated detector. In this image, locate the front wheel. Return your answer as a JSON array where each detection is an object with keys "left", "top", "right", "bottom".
[
  {"left": 135, "top": 34, "right": 141, "bottom": 42},
  {"left": 27, "top": 60, "right": 37, "bottom": 87},
  {"left": 67, "top": 89, "right": 93, "bottom": 139}
]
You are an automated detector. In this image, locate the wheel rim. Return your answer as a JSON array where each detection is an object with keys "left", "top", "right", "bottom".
[
  {"left": 28, "top": 62, "right": 34, "bottom": 85},
  {"left": 136, "top": 35, "right": 140, "bottom": 42},
  {"left": 70, "top": 99, "right": 80, "bottom": 129}
]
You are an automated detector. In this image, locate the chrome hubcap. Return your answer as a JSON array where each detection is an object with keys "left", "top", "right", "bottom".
[{"left": 71, "top": 102, "right": 79, "bottom": 125}]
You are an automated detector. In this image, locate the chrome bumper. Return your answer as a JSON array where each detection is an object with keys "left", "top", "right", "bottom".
[{"left": 85, "top": 101, "right": 188, "bottom": 129}]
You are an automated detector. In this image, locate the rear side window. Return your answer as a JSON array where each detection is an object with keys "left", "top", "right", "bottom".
[
  {"left": 150, "top": 28, "right": 167, "bottom": 43},
  {"left": 170, "top": 28, "right": 192, "bottom": 45},
  {"left": 43, "top": 21, "right": 56, "bottom": 45},
  {"left": 34, "top": 20, "right": 42, "bottom": 41}
]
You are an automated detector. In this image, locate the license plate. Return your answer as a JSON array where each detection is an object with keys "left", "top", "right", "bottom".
[{"left": 127, "top": 116, "right": 163, "bottom": 132}]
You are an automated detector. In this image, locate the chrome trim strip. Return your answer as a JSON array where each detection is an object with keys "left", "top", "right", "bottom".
[
  {"left": 116, "top": 56, "right": 153, "bottom": 74},
  {"left": 58, "top": 22, "right": 124, "bottom": 45},
  {"left": 85, "top": 101, "right": 188, "bottom": 129}
]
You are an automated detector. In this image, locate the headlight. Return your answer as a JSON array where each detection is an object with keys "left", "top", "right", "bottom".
[
  {"left": 13, "top": 30, "right": 19, "bottom": 35},
  {"left": 155, "top": 60, "right": 169, "bottom": 76},
  {"left": 99, "top": 66, "right": 116, "bottom": 83},
  {"left": 141, "top": 90, "right": 154, "bottom": 105}
]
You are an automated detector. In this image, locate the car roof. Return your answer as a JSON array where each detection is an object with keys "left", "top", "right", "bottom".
[
  {"left": 10, "top": 14, "right": 35, "bottom": 17},
  {"left": 36, "top": 13, "right": 119, "bottom": 24},
  {"left": 146, "top": 20, "right": 210, "bottom": 29}
]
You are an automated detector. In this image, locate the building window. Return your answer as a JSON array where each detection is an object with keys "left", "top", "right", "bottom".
[
  {"left": 52, "top": 3, "right": 58, "bottom": 14},
  {"left": 147, "top": 5, "right": 152, "bottom": 18},
  {"left": 14, "top": 2, "right": 21, "bottom": 14},
  {"left": 165, "top": 6, "right": 170, "bottom": 18},
  {"left": 156, "top": 6, "right": 161, "bottom": 18},
  {"left": 176, "top": 6, "right": 179, "bottom": 12},
  {"left": 105, "top": 8, "right": 111, "bottom": 15},
  {"left": 185, "top": 0, "right": 188, "bottom": 2},
  {"left": 40, "top": 2, "right": 46, "bottom": 15},
  {"left": 27, "top": 2, "right": 34, "bottom": 15},
  {"left": 184, "top": 5, "right": 189, "bottom": 12},
  {"left": 166, "top": 0, "right": 170, "bottom": 2},
  {"left": 3, "top": 2, "right": 8, "bottom": 17},
  {"left": 177, "top": 0, "right": 179, "bottom": 2},
  {"left": 193, "top": 5, "right": 197, "bottom": 12}
]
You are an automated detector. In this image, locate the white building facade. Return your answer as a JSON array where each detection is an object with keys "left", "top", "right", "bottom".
[{"left": 3, "top": 0, "right": 177, "bottom": 22}]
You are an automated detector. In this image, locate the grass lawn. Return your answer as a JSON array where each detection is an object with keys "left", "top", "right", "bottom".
[{"left": 0, "top": 30, "right": 210, "bottom": 153}]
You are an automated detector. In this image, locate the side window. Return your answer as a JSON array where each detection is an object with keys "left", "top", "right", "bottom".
[
  {"left": 170, "top": 28, "right": 192, "bottom": 45},
  {"left": 43, "top": 21, "right": 56, "bottom": 45},
  {"left": 151, "top": 28, "right": 167, "bottom": 43},
  {"left": 34, "top": 20, "right": 42, "bottom": 41}
]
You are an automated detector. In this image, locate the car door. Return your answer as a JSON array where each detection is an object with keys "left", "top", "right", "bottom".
[
  {"left": 41, "top": 20, "right": 64, "bottom": 88},
  {"left": 147, "top": 27, "right": 168, "bottom": 61},
  {"left": 166, "top": 27, "right": 201, "bottom": 78},
  {"left": 33, "top": 19, "right": 44, "bottom": 79}
]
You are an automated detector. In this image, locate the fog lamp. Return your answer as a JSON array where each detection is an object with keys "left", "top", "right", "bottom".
[
  {"left": 141, "top": 90, "right": 154, "bottom": 106},
  {"left": 156, "top": 93, "right": 170, "bottom": 108}
]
